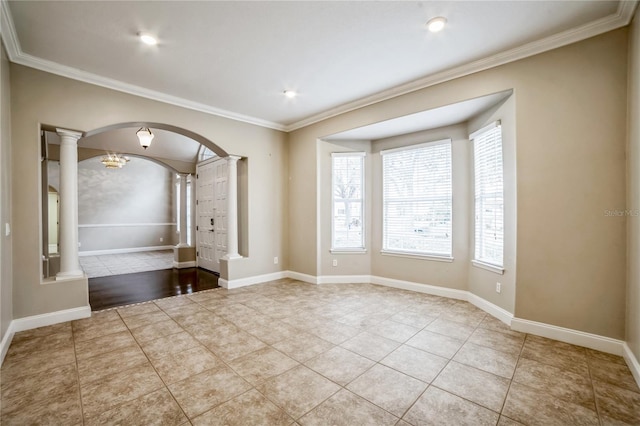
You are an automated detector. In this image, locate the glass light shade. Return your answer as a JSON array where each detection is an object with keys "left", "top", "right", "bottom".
[{"left": 137, "top": 127, "right": 154, "bottom": 149}]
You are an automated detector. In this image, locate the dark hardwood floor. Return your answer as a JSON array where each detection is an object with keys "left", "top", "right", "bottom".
[{"left": 89, "top": 267, "right": 220, "bottom": 311}]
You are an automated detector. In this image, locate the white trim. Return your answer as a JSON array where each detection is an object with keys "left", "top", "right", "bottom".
[
  {"left": 221, "top": 271, "right": 289, "bottom": 289},
  {"left": 287, "top": 271, "right": 319, "bottom": 285},
  {"left": 511, "top": 317, "right": 625, "bottom": 356},
  {"left": 381, "top": 251, "right": 454, "bottom": 263},
  {"left": 623, "top": 343, "right": 640, "bottom": 389},
  {"left": 173, "top": 260, "right": 196, "bottom": 269},
  {"left": 467, "top": 293, "right": 513, "bottom": 326},
  {"left": 0, "top": 321, "right": 15, "bottom": 366},
  {"left": 370, "top": 275, "right": 468, "bottom": 301},
  {"left": 12, "top": 306, "right": 91, "bottom": 333},
  {"left": 79, "top": 245, "right": 174, "bottom": 256},
  {"left": 469, "top": 120, "right": 502, "bottom": 140},
  {"left": 379, "top": 138, "right": 451, "bottom": 156},
  {"left": 471, "top": 260, "right": 505, "bottom": 275},
  {"left": 330, "top": 249, "right": 367, "bottom": 254},
  {"left": 331, "top": 152, "right": 366, "bottom": 158},
  {"left": 317, "top": 275, "right": 371, "bottom": 285},
  {"left": 285, "top": 2, "right": 638, "bottom": 131},
  {"left": 78, "top": 222, "right": 175, "bottom": 228}
]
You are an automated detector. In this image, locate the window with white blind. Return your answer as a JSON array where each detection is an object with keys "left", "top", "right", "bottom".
[
  {"left": 381, "top": 140, "right": 452, "bottom": 258},
  {"left": 472, "top": 122, "right": 504, "bottom": 270},
  {"left": 332, "top": 153, "right": 365, "bottom": 251}
]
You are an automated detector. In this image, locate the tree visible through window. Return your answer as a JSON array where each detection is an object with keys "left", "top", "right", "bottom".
[
  {"left": 381, "top": 140, "right": 452, "bottom": 257},
  {"left": 332, "top": 153, "right": 365, "bottom": 250}
]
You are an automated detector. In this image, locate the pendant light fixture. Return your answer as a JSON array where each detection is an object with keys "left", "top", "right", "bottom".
[{"left": 136, "top": 127, "right": 154, "bottom": 149}]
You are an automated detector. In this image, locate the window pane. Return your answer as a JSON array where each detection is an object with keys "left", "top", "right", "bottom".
[
  {"left": 382, "top": 141, "right": 452, "bottom": 257},
  {"left": 332, "top": 153, "right": 365, "bottom": 250},
  {"left": 473, "top": 125, "right": 504, "bottom": 266}
]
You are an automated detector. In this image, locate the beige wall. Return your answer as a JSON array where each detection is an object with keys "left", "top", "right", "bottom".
[
  {"left": 289, "top": 29, "right": 628, "bottom": 339},
  {"left": 627, "top": 8, "right": 640, "bottom": 363},
  {"left": 10, "top": 64, "right": 288, "bottom": 318},
  {"left": 1, "top": 39, "right": 13, "bottom": 340}
]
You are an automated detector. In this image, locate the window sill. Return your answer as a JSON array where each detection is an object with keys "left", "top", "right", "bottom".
[
  {"left": 330, "top": 248, "right": 367, "bottom": 254},
  {"left": 472, "top": 260, "right": 504, "bottom": 275},
  {"left": 380, "top": 250, "right": 453, "bottom": 263}
]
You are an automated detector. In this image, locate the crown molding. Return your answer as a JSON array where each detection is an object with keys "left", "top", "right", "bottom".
[
  {"left": 0, "top": 1, "right": 286, "bottom": 132},
  {"left": 1, "top": 0, "right": 637, "bottom": 134},
  {"left": 284, "top": 0, "right": 639, "bottom": 132}
]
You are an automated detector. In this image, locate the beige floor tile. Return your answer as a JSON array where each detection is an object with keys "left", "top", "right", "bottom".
[
  {"left": 130, "top": 318, "right": 184, "bottom": 342},
  {"left": 593, "top": 380, "right": 640, "bottom": 425},
  {"left": 5, "top": 329, "right": 73, "bottom": 361},
  {"left": 273, "top": 332, "right": 334, "bottom": 362},
  {"left": 154, "top": 295, "right": 195, "bottom": 310},
  {"left": 169, "top": 365, "right": 252, "bottom": 419},
  {"left": 246, "top": 321, "right": 301, "bottom": 345},
  {"left": 477, "top": 315, "right": 523, "bottom": 338},
  {"left": 80, "top": 364, "right": 165, "bottom": 418},
  {"left": 520, "top": 338, "right": 590, "bottom": 378},
  {"left": 1, "top": 345, "right": 76, "bottom": 382},
  {"left": 117, "top": 302, "right": 163, "bottom": 317},
  {"left": 122, "top": 310, "right": 171, "bottom": 329},
  {"left": 0, "top": 387, "right": 83, "bottom": 426},
  {"left": 72, "top": 318, "right": 129, "bottom": 342},
  {"left": 10, "top": 322, "right": 71, "bottom": 342},
  {"left": 367, "top": 319, "right": 421, "bottom": 343},
  {"left": 207, "top": 330, "right": 268, "bottom": 362},
  {"left": 152, "top": 345, "right": 223, "bottom": 384},
  {"left": 426, "top": 318, "right": 476, "bottom": 341},
  {"left": 72, "top": 310, "right": 120, "bottom": 331},
  {"left": 192, "top": 389, "right": 293, "bottom": 426},
  {"left": 309, "top": 321, "right": 361, "bottom": 345},
  {"left": 229, "top": 347, "right": 299, "bottom": 385},
  {"left": 340, "top": 331, "right": 400, "bottom": 361},
  {"left": 502, "top": 382, "right": 599, "bottom": 425},
  {"left": 588, "top": 357, "right": 640, "bottom": 393},
  {"left": 163, "top": 303, "right": 208, "bottom": 322},
  {"left": 432, "top": 361, "right": 510, "bottom": 412},
  {"left": 512, "top": 357, "right": 595, "bottom": 410},
  {"left": 84, "top": 388, "right": 188, "bottom": 426},
  {"left": 256, "top": 365, "right": 340, "bottom": 419},
  {"left": 388, "top": 310, "right": 438, "bottom": 329},
  {"left": 498, "top": 415, "right": 526, "bottom": 425},
  {"left": 453, "top": 342, "right": 518, "bottom": 379},
  {"left": 74, "top": 330, "right": 138, "bottom": 360},
  {"left": 403, "top": 386, "right": 499, "bottom": 426},
  {"left": 468, "top": 327, "right": 525, "bottom": 356},
  {"left": 304, "top": 346, "right": 374, "bottom": 386},
  {"left": 381, "top": 345, "right": 448, "bottom": 383},
  {"left": 440, "top": 310, "right": 486, "bottom": 327},
  {"left": 585, "top": 348, "right": 627, "bottom": 366},
  {"left": 405, "top": 329, "right": 464, "bottom": 359},
  {"left": 77, "top": 345, "right": 150, "bottom": 386},
  {"left": 299, "top": 389, "right": 398, "bottom": 426},
  {"left": 139, "top": 330, "right": 202, "bottom": 361},
  {"left": 347, "top": 364, "right": 427, "bottom": 417}
]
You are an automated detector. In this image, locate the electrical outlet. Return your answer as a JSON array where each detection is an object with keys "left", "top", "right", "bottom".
[
  {"left": 332, "top": 259, "right": 338, "bottom": 267},
  {"left": 496, "top": 282, "right": 502, "bottom": 293},
  {"left": 274, "top": 257, "right": 278, "bottom": 264},
  {"left": 160, "top": 237, "right": 164, "bottom": 242}
]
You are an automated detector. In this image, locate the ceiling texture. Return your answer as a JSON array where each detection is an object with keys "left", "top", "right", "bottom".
[{"left": 1, "top": 1, "right": 637, "bottom": 134}]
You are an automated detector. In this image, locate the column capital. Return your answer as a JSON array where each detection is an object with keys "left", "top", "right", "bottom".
[
  {"left": 226, "top": 155, "right": 242, "bottom": 163},
  {"left": 55, "top": 128, "right": 83, "bottom": 140}
]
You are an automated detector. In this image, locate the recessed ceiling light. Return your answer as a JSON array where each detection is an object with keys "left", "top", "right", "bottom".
[
  {"left": 138, "top": 33, "right": 158, "bottom": 46},
  {"left": 284, "top": 90, "right": 297, "bottom": 99},
  {"left": 426, "top": 17, "right": 447, "bottom": 33}
]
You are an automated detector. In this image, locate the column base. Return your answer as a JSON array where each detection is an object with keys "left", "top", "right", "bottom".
[
  {"left": 56, "top": 270, "right": 85, "bottom": 281},
  {"left": 221, "top": 253, "right": 243, "bottom": 261}
]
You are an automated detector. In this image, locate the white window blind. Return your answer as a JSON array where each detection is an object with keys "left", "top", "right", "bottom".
[
  {"left": 332, "top": 153, "right": 365, "bottom": 250},
  {"left": 382, "top": 140, "right": 452, "bottom": 257},
  {"left": 472, "top": 122, "right": 504, "bottom": 267}
]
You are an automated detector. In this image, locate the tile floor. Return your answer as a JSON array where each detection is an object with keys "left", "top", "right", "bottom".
[
  {"left": 2, "top": 279, "right": 639, "bottom": 425},
  {"left": 80, "top": 250, "right": 174, "bottom": 278}
]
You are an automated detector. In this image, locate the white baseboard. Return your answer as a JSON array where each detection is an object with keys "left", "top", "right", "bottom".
[
  {"left": 511, "top": 317, "right": 625, "bottom": 355},
  {"left": 287, "top": 271, "right": 319, "bottom": 285},
  {"left": 623, "top": 343, "right": 640, "bottom": 388},
  {"left": 0, "top": 321, "right": 15, "bottom": 366},
  {"left": 467, "top": 293, "right": 513, "bottom": 326},
  {"left": 173, "top": 261, "right": 196, "bottom": 269},
  {"left": 0, "top": 305, "right": 91, "bottom": 367},
  {"left": 370, "top": 275, "right": 468, "bottom": 301},
  {"left": 317, "top": 275, "right": 371, "bottom": 284},
  {"left": 222, "top": 271, "right": 288, "bottom": 289},
  {"left": 11, "top": 306, "right": 92, "bottom": 333},
  {"left": 79, "top": 245, "right": 175, "bottom": 257}
]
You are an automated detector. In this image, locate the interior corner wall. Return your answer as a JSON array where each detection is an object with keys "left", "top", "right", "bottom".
[
  {"left": 289, "top": 28, "right": 628, "bottom": 339},
  {"left": 0, "top": 39, "right": 13, "bottom": 341},
  {"left": 9, "top": 64, "right": 288, "bottom": 319},
  {"left": 626, "top": 7, "right": 640, "bottom": 363}
]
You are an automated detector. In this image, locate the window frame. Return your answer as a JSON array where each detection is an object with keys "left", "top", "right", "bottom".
[
  {"left": 380, "top": 139, "right": 453, "bottom": 260},
  {"left": 331, "top": 152, "right": 366, "bottom": 253},
  {"left": 470, "top": 121, "right": 505, "bottom": 274}
]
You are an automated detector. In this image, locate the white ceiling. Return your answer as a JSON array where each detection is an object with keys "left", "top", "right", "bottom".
[{"left": 2, "top": 1, "right": 635, "bottom": 132}]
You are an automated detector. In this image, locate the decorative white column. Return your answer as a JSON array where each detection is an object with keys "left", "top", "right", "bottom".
[
  {"left": 188, "top": 174, "right": 196, "bottom": 246},
  {"left": 177, "top": 173, "right": 189, "bottom": 247},
  {"left": 56, "top": 128, "right": 84, "bottom": 280},
  {"left": 222, "top": 155, "right": 242, "bottom": 260}
]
